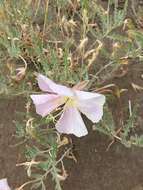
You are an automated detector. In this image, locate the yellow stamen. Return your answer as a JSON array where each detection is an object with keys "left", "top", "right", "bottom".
[{"left": 63, "top": 96, "right": 77, "bottom": 107}]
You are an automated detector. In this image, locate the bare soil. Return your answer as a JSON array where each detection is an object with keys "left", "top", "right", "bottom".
[
  {"left": 0, "top": 98, "right": 27, "bottom": 189},
  {"left": 63, "top": 132, "right": 143, "bottom": 190}
]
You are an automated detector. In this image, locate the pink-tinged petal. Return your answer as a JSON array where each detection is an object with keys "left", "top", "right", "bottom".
[
  {"left": 30, "top": 94, "right": 58, "bottom": 105},
  {"left": 78, "top": 95, "right": 105, "bottom": 123},
  {"left": 56, "top": 106, "right": 88, "bottom": 137},
  {"left": 37, "top": 74, "right": 54, "bottom": 92},
  {"left": 74, "top": 90, "right": 104, "bottom": 100},
  {"left": 31, "top": 94, "right": 64, "bottom": 117},
  {"left": 37, "top": 74, "right": 73, "bottom": 96},
  {"left": 0, "top": 178, "right": 11, "bottom": 190}
]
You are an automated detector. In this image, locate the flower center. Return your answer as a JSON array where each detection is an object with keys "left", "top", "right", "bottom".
[{"left": 63, "top": 96, "right": 77, "bottom": 107}]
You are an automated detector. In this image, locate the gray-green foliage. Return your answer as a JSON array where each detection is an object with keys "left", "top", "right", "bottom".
[{"left": 91, "top": 0, "right": 128, "bottom": 39}]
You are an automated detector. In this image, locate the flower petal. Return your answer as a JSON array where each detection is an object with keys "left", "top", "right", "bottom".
[
  {"left": 37, "top": 74, "right": 73, "bottom": 96},
  {"left": 31, "top": 94, "right": 64, "bottom": 117},
  {"left": 56, "top": 106, "right": 88, "bottom": 137},
  {"left": 74, "top": 90, "right": 104, "bottom": 100},
  {"left": 0, "top": 178, "right": 11, "bottom": 190},
  {"left": 30, "top": 94, "right": 57, "bottom": 105},
  {"left": 78, "top": 95, "right": 105, "bottom": 123}
]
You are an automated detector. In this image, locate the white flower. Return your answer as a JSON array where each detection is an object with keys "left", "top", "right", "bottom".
[
  {"left": 0, "top": 178, "right": 11, "bottom": 190},
  {"left": 31, "top": 74, "right": 106, "bottom": 137}
]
